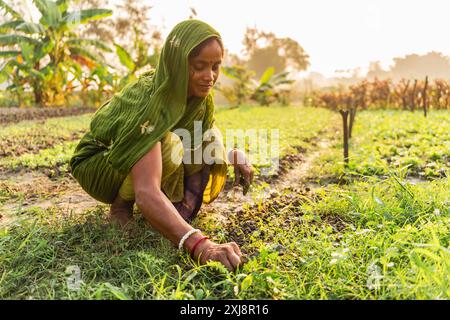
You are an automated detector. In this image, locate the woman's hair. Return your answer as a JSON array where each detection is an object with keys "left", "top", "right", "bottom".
[{"left": 189, "top": 36, "right": 224, "bottom": 59}]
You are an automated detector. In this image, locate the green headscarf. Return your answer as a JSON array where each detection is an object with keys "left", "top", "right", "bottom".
[{"left": 73, "top": 20, "right": 221, "bottom": 175}]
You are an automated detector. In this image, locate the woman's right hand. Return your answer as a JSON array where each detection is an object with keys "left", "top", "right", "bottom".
[
  {"left": 132, "top": 141, "right": 244, "bottom": 272},
  {"left": 192, "top": 239, "right": 243, "bottom": 272}
]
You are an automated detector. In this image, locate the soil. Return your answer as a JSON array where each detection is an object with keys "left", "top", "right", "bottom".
[
  {"left": 0, "top": 107, "right": 95, "bottom": 125},
  {"left": 0, "top": 130, "right": 85, "bottom": 157},
  {"left": 0, "top": 170, "right": 100, "bottom": 227}
]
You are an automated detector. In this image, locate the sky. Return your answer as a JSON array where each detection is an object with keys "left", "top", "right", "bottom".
[
  {"left": 17, "top": 0, "right": 450, "bottom": 78},
  {"left": 147, "top": 0, "right": 450, "bottom": 77}
]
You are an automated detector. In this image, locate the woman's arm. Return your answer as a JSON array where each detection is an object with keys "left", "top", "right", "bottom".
[{"left": 131, "top": 141, "right": 243, "bottom": 271}]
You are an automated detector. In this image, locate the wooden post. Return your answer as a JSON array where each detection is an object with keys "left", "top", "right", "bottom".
[
  {"left": 422, "top": 76, "right": 428, "bottom": 117},
  {"left": 410, "top": 79, "right": 417, "bottom": 111},
  {"left": 340, "top": 110, "right": 349, "bottom": 166}
]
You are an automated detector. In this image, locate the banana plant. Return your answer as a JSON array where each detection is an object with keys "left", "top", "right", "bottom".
[
  {"left": 114, "top": 37, "right": 160, "bottom": 89},
  {"left": 251, "top": 67, "right": 295, "bottom": 106},
  {"left": 88, "top": 64, "right": 116, "bottom": 106},
  {"left": 217, "top": 64, "right": 255, "bottom": 107},
  {"left": 0, "top": 0, "right": 112, "bottom": 107}
]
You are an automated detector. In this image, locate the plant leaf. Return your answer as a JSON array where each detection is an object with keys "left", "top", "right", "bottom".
[
  {"left": 56, "top": 0, "right": 68, "bottom": 14},
  {"left": 0, "top": 60, "right": 15, "bottom": 83},
  {"left": 62, "top": 8, "right": 112, "bottom": 29},
  {"left": 103, "top": 283, "right": 131, "bottom": 300},
  {"left": 0, "top": 50, "right": 20, "bottom": 58},
  {"left": 0, "top": 34, "right": 41, "bottom": 46},
  {"left": 16, "top": 22, "right": 46, "bottom": 34},
  {"left": 221, "top": 66, "right": 238, "bottom": 80},
  {"left": 241, "top": 274, "right": 253, "bottom": 291},
  {"left": 19, "top": 41, "right": 35, "bottom": 64},
  {"left": 0, "top": 0, "right": 22, "bottom": 20},
  {"left": 114, "top": 43, "right": 135, "bottom": 71},
  {"left": 69, "top": 46, "right": 103, "bottom": 64},
  {"left": 66, "top": 38, "right": 112, "bottom": 52},
  {"left": 0, "top": 20, "right": 24, "bottom": 32},
  {"left": 259, "top": 66, "right": 275, "bottom": 84},
  {"left": 34, "top": 0, "right": 61, "bottom": 28}
]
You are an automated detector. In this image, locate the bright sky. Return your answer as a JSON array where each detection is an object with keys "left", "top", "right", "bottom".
[
  {"left": 19, "top": 0, "right": 450, "bottom": 78},
  {"left": 147, "top": 0, "right": 450, "bottom": 77}
]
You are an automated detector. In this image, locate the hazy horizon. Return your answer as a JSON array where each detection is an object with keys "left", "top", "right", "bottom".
[
  {"left": 148, "top": 0, "right": 450, "bottom": 78},
  {"left": 12, "top": 0, "right": 450, "bottom": 78}
]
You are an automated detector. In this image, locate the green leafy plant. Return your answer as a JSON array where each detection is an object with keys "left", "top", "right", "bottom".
[
  {"left": 0, "top": 0, "right": 112, "bottom": 107},
  {"left": 250, "top": 67, "right": 294, "bottom": 106},
  {"left": 217, "top": 64, "right": 255, "bottom": 107}
]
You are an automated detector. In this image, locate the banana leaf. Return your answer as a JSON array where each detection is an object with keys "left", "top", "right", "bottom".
[
  {"left": 114, "top": 43, "right": 135, "bottom": 71},
  {"left": 0, "top": 0, "right": 22, "bottom": 20},
  {"left": 0, "top": 34, "right": 41, "bottom": 46},
  {"left": 259, "top": 66, "right": 275, "bottom": 85},
  {"left": 16, "top": 22, "right": 46, "bottom": 34},
  {"left": 19, "top": 41, "right": 35, "bottom": 64},
  {"left": 62, "top": 9, "right": 112, "bottom": 29},
  {"left": 0, "top": 20, "right": 24, "bottom": 32},
  {"left": 67, "top": 38, "right": 112, "bottom": 52},
  {"left": 34, "top": 0, "right": 62, "bottom": 28},
  {"left": 0, "top": 50, "right": 20, "bottom": 58},
  {"left": 56, "top": 0, "right": 68, "bottom": 14}
]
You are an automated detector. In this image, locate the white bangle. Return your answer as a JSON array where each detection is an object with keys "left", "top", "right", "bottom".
[{"left": 178, "top": 229, "right": 201, "bottom": 251}]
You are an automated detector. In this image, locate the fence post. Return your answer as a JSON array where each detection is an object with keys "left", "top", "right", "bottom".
[{"left": 340, "top": 110, "right": 349, "bottom": 166}]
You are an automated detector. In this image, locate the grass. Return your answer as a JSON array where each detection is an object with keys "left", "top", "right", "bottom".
[
  {"left": 0, "top": 105, "right": 449, "bottom": 299},
  {"left": 307, "top": 109, "right": 450, "bottom": 183}
]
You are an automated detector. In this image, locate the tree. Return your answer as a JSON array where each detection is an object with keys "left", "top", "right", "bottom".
[
  {"left": 390, "top": 51, "right": 450, "bottom": 81},
  {"left": 367, "top": 61, "right": 390, "bottom": 80},
  {"left": 0, "top": 0, "right": 113, "bottom": 107},
  {"left": 242, "top": 27, "right": 310, "bottom": 78},
  {"left": 246, "top": 46, "right": 285, "bottom": 79},
  {"left": 77, "top": 0, "right": 115, "bottom": 45},
  {"left": 112, "top": 0, "right": 161, "bottom": 87}
]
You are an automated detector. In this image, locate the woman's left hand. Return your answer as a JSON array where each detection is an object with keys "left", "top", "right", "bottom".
[{"left": 229, "top": 149, "right": 254, "bottom": 195}]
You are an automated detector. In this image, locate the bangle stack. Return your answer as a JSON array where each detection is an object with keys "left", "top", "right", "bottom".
[{"left": 178, "top": 229, "right": 201, "bottom": 251}]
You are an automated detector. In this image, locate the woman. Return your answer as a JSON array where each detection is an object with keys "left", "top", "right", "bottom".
[{"left": 69, "top": 20, "right": 253, "bottom": 272}]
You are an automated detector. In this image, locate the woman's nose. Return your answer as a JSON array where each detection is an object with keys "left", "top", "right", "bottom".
[{"left": 203, "top": 69, "right": 214, "bottom": 82}]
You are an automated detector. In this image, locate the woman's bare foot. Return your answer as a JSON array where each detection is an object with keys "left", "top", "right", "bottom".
[{"left": 109, "top": 195, "right": 135, "bottom": 228}]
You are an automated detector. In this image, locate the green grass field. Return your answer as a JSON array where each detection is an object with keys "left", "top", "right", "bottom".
[{"left": 0, "top": 105, "right": 449, "bottom": 299}]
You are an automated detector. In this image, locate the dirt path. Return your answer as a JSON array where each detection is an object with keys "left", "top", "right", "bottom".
[
  {"left": 198, "top": 135, "right": 335, "bottom": 226},
  {"left": 0, "top": 171, "right": 102, "bottom": 227}
]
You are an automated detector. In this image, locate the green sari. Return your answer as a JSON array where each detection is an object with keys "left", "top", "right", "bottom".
[{"left": 69, "top": 20, "right": 228, "bottom": 204}]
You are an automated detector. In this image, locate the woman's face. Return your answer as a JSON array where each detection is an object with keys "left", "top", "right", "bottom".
[{"left": 187, "top": 39, "right": 223, "bottom": 98}]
